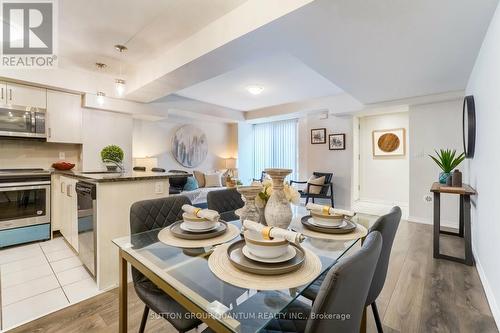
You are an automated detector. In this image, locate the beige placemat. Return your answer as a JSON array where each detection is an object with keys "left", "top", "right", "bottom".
[
  {"left": 296, "top": 221, "right": 368, "bottom": 241},
  {"left": 158, "top": 224, "right": 240, "bottom": 248},
  {"left": 208, "top": 243, "right": 322, "bottom": 290}
]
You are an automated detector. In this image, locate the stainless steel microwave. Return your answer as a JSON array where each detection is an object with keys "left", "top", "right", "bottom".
[{"left": 0, "top": 106, "right": 46, "bottom": 139}]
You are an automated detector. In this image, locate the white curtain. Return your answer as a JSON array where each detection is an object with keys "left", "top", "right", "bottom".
[{"left": 253, "top": 119, "right": 298, "bottom": 181}]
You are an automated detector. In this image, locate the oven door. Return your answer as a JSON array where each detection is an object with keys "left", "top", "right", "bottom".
[{"left": 0, "top": 181, "right": 51, "bottom": 230}]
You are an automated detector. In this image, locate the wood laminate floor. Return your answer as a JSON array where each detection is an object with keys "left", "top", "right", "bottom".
[{"left": 7, "top": 221, "right": 498, "bottom": 333}]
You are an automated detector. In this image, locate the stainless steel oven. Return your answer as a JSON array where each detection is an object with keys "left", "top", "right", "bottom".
[
  {"left": 0, "top": 106, "right": 46, "bottom": 139},
  {"left": 0, "top": 169, "right": 51, "bottom": 247}
]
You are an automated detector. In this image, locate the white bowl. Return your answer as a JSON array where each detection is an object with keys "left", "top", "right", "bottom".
[
  {"left": 182, "top": 213, "right": 218, "bottom": 231},
  {"left": 243, "top": 230, "right": 289, "bottom": 259},
  {"left": 310, "top": 211, "right": 344, "bottom": 227}
]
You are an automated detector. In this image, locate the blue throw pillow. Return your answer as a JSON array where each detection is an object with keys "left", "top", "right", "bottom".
[{"left": 183, "top": 176, "right": 199, "bottom": 191}]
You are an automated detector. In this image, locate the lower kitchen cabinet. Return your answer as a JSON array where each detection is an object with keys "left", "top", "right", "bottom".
[{"left": 52, "top": 175, "right": 78, "bottom": 252}]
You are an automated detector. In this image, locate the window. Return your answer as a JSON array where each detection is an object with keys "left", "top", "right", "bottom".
[{"left": 253, "top": 119, "right": 298, "bottom": 181}]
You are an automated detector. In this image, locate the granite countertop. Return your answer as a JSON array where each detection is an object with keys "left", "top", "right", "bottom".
[{"left": 55, "top": 170, "right": 191, "bottom": 183}]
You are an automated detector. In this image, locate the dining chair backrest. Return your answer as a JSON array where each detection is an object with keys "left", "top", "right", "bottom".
[
  {"left": 305, "top": 231, "right": 383, "bottom": 333},
  {"left": 312, "top": 172, "right": 333, "bottom": 195},
  {"left": 207, "top": 188, "right": 244, "bottom": 222},
  {"left": 151, "top": 167, "right": 166, "bottom": 172},
  {"left": 365, "top": 206, "right": 402, "bottom": 305},
  {"left": 133, "top": 166, "right": 146, "bottom": 171},
  {"left": 130, "top": 196, "right": 191, "bottom": 284}
]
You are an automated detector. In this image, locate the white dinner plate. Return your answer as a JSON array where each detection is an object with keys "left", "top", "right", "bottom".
[
  {"left": 180, "top": 222, "right": 220, "bottom": 233},
  {"left": 242, "top": 245, "right": 296, "bottom": 263}
]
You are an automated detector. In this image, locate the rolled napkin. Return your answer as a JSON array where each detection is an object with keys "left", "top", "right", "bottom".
[
  {"left": 305, "top": 203, "right": 355, "bottom": 217},
  {"left": 182, "top": 204, "right": 220, "bottom": 222},
  {"left": 243, "top": 220, "right": 305, "bottom": 243}
]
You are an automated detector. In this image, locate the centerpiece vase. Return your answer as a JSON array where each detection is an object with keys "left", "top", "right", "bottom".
[
  {"left": 264, "top": 168, "right": 293, "bottom": 229},
  {"left": 236, "top": 186, "right": 262, "bottom": 224}
]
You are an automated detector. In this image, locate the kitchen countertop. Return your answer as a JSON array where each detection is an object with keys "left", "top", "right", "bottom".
[{"left": 55, "top": 170, "right": 191, "bottom": 183}]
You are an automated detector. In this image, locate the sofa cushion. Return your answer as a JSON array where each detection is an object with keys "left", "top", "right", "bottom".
[
  {"left": 183, "top": 176, "right": 199, "bottom": 191},
  {"left": 205, "top": 172, "right": 223, "bottom": 187},
  {"left": 306, "top": 175, "right": 325, "bottom": 194},
  {"left": 193, "top": 170, "right": 205, "bottom": 187}
]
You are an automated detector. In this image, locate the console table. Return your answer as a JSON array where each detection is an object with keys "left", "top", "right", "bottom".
[{"left": 430, "top": 182, "right": 476, "bottom": 266}]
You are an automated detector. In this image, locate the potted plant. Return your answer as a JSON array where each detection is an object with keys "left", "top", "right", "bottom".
[
  {"left": 101, "top": 145, "right": 124, "bottom": 171},
  {"left": 429, "top": 149, "right": 465, "bottom": 184}
]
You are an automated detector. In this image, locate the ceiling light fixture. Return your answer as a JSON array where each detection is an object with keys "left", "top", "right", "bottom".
[
  {"left": 95, "top": 62, "right": 107, "bottom": 70},
  {"left": 246, "top": 85, "right": 264, "bottom": 95},
  {"left": 114, "top": 44, "right": 128, "bottom": 97},
  {"left": 96, "top": 91, "right": 106, "bottom": 105}
]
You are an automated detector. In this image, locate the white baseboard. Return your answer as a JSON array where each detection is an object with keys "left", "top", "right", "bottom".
[
  {"left": 474, "top": 245, "right": 500, "bottom": 329},
  {"left": 407, "top": 215, "right": 458, "bottom": 229},
  {"left": 353, "top": 199, "right": 409, "bottom": 219}
]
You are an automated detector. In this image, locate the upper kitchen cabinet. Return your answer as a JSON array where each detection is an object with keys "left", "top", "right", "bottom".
[
  {"left": 46, "top": 90, "right": 83, "bottom": 144},
  {"left": 2, "top": 82, "right": 47, "bottom": 109}
]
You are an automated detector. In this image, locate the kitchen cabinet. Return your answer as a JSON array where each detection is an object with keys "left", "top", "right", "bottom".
[
  {"left": 0, "top": 82, "right": 47, "bottom": 109},
  {"left": 46, "top": 90, "right": 83, "bottom": 143},
  {"left": 57, "top": 175, "right": 79, "bottom": 252},
  {"left": 51, "top": 174, "right": 62, "bottom": 231}
]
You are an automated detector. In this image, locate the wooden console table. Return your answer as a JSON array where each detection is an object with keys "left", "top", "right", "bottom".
[{"left": 430, "top": 182, "right": 476, "bottom": 266}]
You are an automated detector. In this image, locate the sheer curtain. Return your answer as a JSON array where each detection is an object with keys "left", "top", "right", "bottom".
[{"left": 253, "top": 119, "right": 298, "bottom": 181}]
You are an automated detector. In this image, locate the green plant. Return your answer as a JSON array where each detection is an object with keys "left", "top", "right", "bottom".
[
  {"left": 429, "top": 149, "right": 465, "bottom": 173},
  {"left": 100, "top": 145, "right": 124, "bottom": 163}
]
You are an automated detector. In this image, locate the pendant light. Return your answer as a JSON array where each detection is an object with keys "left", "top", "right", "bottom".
[
  {"left": 95, "top": 62, "right": 107, "bottom": 105},
  {"left": 114, "top": 44, "right": 128, "bottom": 96}
]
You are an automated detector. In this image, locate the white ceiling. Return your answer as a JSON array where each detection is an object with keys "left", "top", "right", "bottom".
[
  {"left": 175, "top": 54, "right": 343, "bottom": 111},
  {"left": 58, "top": 0, "right": 247, "bottom": 74}
]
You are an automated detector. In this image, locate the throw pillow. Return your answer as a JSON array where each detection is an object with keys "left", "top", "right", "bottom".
[
  {"left": 183, "top": 176, "right": 199, "bottom": 191},
  {"left": 205, "top": 172, "right": 223, "bottom": 187},
  {"left": 193, "top": 170, "right": 205, "bottom": 188},
  {"left": 306, "top": 175, "right": 325, "bottom": 194}
]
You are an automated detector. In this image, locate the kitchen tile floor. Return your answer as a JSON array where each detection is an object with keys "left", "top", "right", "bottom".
[{"left": 0, "top": 237, "right": 101, "bottom": 331}]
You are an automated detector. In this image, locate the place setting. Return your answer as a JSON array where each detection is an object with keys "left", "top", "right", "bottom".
[
  {"left": 157, "top": 205, "right": 240, "bottom": 248},
  {"left": 208, "top": 220, "right": 322, "bottom": 290},
  {"left": 296, "top": 203, "right": 368, "bottom": 241}
]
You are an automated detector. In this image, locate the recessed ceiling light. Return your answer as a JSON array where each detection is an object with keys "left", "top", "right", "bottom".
[
  {"left": 246, "top": 85, "right": 264, "bottom": 95},
  {"left": 114, "top": 44, "right": 128, "bottom": 53}
]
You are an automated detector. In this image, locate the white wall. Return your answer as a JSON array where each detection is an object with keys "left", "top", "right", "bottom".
[
  {"left": 358, "top": 113, "right": 409, "bottom": 210},
  {"left": 132, "top": 118, "right": 236, "bottom": 172},
  {"left": 408, "top": 99, "right": 465, "bottom": 227},
  {"left": 82, "top": 109, "right": 133, "bottom": 171},
  {"left": 298, "top": 114, "right": 354, "bottom": 210},
  {"left": 466, "top": 2, "right": 500, "bottom": 325}
]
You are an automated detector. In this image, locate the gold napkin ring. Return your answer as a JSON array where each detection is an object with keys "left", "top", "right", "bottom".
[
  {"left": 193, "top": 208, "right": 202, "bottom": 217},
  {"left": 322, "top": 205, "right": 331, "bottom": 215},
  {"left": 262, "top": 227, "right": 273, "bottom": 240}
]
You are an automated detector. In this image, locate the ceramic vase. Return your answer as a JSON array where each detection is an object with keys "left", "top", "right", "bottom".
[
  {"left": 439, "top": 172, "right": 450, "bottom": 184},
  {"left": 236, "top": 186, "right": 262, "bottom": 223},
  {"left": 264, "top": 168, "right": 293, "bottom": 229}
]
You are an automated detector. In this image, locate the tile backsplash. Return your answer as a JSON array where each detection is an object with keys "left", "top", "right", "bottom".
[{"left": 0, "top": 139, "right": 81, "bottom": 169}]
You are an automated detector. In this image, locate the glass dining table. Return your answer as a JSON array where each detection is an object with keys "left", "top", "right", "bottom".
[{"left": 112, "top": 213, "right": 375, "bottom": 333}]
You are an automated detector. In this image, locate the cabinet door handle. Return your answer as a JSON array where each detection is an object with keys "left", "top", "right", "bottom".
[
  {"left": 48, "top": 128, "right": 51, "bottom": 138},
  {"left": 67, "top": 184, "right": 72, "bottom": 197},
  {"left": 1, "top": 87, "right": 3, "bottom": 100},
  {"left": 61, "top": 181, "right": 66, "bottom": 193},
  {"left": 9, "top": 88, "right": 12, "bottom": 101}
]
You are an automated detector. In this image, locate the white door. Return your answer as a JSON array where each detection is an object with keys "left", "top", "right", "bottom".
[
  {"left": 6, "top": 82, "right": 47, "bottom": 109},
  {"left": 46, "top": 90, "right": 83, "bottom": 143}
]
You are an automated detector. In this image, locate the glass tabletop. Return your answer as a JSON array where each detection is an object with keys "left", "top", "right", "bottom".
[{"left": 113, "top": 212, "right": 375, "bottom": 333}]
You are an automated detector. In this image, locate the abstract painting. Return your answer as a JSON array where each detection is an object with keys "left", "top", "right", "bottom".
[
  {"left": 372, "top": 128, "right": 406, "bottom": 157},
  {"left": 172, "top": 125, "right": 208, "bottom": 167},
  {"left": 329, "top": 133, "right": 346, "bottom": 150},
  {"left": 311, "top": 128, "right": 326, "bottom": 144}
]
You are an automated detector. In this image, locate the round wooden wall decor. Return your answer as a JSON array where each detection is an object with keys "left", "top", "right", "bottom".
[
  {"left": 378, "top": 133, "right": 400, "bottom": 152},
  {"left": 463, "top": 95, "right": 476, "bottom": 158}
]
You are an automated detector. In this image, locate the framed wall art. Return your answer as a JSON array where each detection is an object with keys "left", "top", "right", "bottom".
[
  {"left": 311, "top": 128, "right": 326, "bottom": 144},
  {"left": 329, "top": 133, "right": 345, "bottom": 150},
  {"left": 372, "top": 128, "right": 406, "bottom": 157}
]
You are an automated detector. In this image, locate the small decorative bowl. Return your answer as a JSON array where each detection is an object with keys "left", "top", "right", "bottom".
[
  {"left": 310, "top": 211, "right": 344, "bottom": 227},
  {"left": 182, "top": 213, "right": 218, "bottom": 231},
  {"left": 243, "top": 230, "right": 289, "bottom": 259},
  {"left": 52, "top": 162, "right": 75, "bottom": 171}
]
